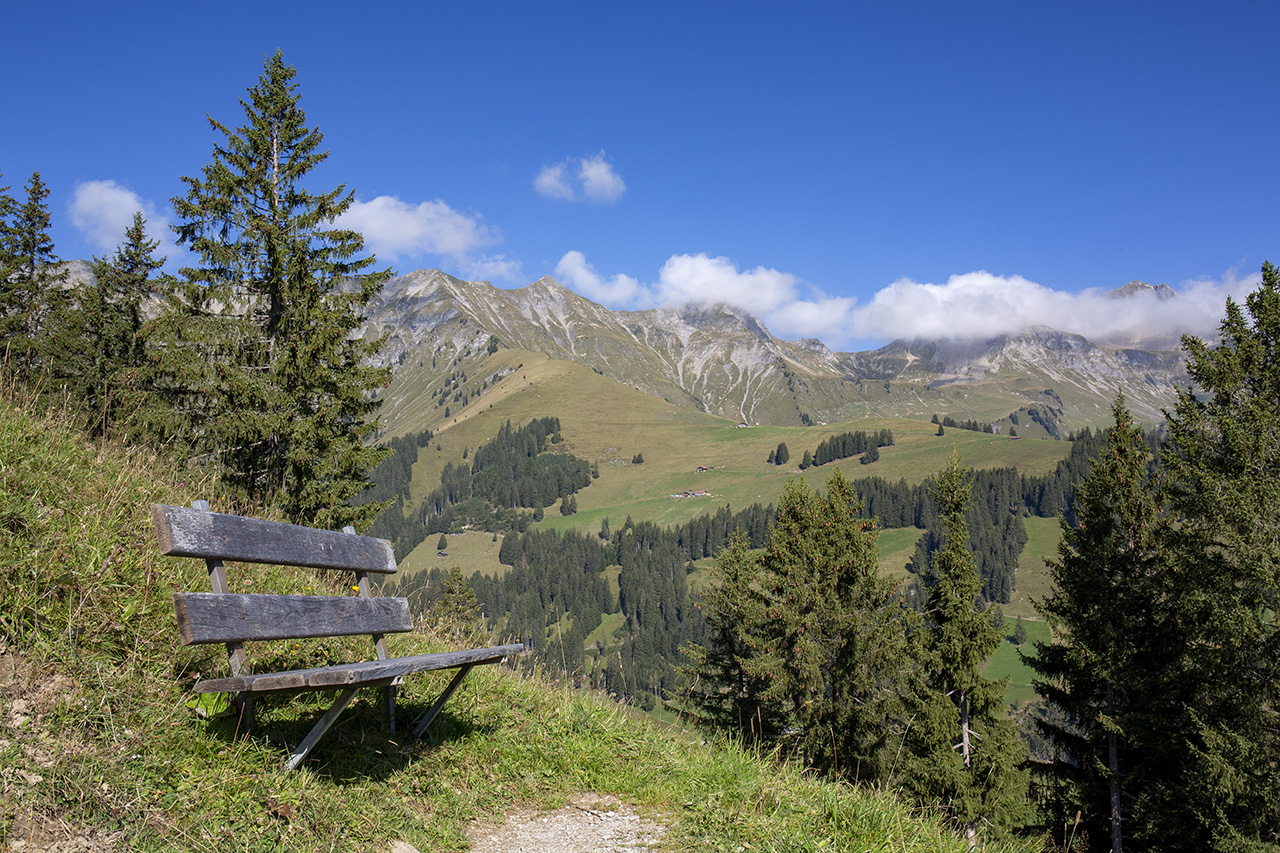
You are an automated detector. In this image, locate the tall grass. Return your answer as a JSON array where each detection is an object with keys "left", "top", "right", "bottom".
[{"left": 0, "top": 385, "right": 1039, "bottom": 852}]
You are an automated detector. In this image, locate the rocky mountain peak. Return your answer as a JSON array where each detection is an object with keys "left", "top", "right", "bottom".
[{"left": 1108, "top": 280, "right": 1177, "bottom": 301}]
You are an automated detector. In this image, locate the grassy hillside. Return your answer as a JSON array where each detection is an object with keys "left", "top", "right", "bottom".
[
  {"left": 0, "top": 389, "right": 1038, "bottom": 852},
  {"left": 984, "top": 618, "right": 1053, "bottom": 708},
  {"left": 395, "top": 351, "right": 1073, "bottom": 539},
  {"left": 402, "top": 529, "right": 508, "bottom": 579},
  {"left": 1007, "top": 516, "right": 1063, "bottom": 619}
]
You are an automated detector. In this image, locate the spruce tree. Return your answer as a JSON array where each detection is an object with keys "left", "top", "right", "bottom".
[
  {"left": 1027, "top": 393, "right": 1176, "bottom": 851},
  {"left": 153, "top": 51, "right": 393, "bottom": 529},
  {"left": 752, "top": 468, "right": 914, "bottom": 782},
  {"left": 0, "top": 172, "right": 66, "bottom": 372},
  {"left": 76, "top": 212, "right": 166, "bottom": 436},
  {"left": 903, "top": 453, "right": 1028, "bottom": 843},
  {"left": 432, "top": 565, "right": 482, "bottom": 644},
  {"left": 0, "top": 173, "right": 15, "bottom": 308},
  {"left": 680, "top": 530, "right": 786, "bottom": 744},
  {"left": 1157, "top": 264, "right": 1280, "bottom": 851}
]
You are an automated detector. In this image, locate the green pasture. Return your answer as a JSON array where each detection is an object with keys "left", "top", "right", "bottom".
[
  {"left": 400, "top": 529, "right": 509, "bottom": 578},
  {"left": 983, "top": 616, "right": 1052, "bottom": 707},
  {"left": 1007, "top": 515, "right": 1062, "bottom": 619},
  {"left": 403, "top": 352, "right": 1072, "bottom": 541}
]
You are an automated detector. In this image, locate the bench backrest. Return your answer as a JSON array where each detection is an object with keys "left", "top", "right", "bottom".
[
  {"left": 151, "top": 504, "right": 396, "bottom": 573},
  {"left": 154, "top": 503, "right": 407, "bottom": 673}
]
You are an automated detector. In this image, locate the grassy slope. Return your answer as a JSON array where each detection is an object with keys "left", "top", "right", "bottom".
[
  {"left": 403, "top": 351, "right": 1071, "bottom": 538},
  {"left": 401, "top": 529, "right": 508, "bottom": 578},
  {"left": 0, "top": 392, "right": 1037, "bottom": 853},
  {"left": 1007, "top": 516, "right": 1062, "bottom": 620},
  {"left": 393, "top": 356, "right": 1068, "bottom": 665},
  {"left": 984, "top": 618, "right": 1054, "bottom": 708}
]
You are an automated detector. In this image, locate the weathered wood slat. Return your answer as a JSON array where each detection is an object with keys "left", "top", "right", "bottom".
[
  {"left": 151, "top": 504, "right": 396, "bottom": 573},
  {"left": 172, "top": 592, "right": 414, "bottom": 645},
  {"left": 193, "top": 644, "right": 525, "bottom": 694}
]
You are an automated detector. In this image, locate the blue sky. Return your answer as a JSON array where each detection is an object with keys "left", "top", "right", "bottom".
[{"left": 4, "top": 2, "right": 1277, "bottom": 350}]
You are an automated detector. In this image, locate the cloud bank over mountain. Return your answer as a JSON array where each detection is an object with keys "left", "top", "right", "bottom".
[
  {"left": 336, "top": 196, "right": 522, "bottom": 282},
  {"left": 64, "top": 178, "right": 1255, "bottom": 354},
  {"left": 555, "top": 250, "right": 1259, "bottom": 351}
]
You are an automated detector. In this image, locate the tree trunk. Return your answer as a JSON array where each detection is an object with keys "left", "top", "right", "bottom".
[
  {"left": 1108, "top": 683, "right": 1123, "bottom": 852},
  {"left": 960, "top": 688, "right": 976, "bottom": 851}
]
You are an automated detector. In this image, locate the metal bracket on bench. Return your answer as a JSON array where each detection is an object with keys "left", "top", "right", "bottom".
[{"left": 412, "top": 664, "right": 477, "bottom": 738}]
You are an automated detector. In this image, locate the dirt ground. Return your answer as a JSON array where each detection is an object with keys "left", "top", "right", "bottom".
[{"left": 461, "top": 793, "right": 667, "bottom": 853}]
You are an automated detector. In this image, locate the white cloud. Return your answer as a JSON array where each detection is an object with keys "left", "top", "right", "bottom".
[
  {"left": 553, "top": 250, "right": 859, "bottom": 343},
  {"left": 848, "top": 270, "right": 1258, "bottom": 346},
  {"left": 534, "top": 152, "right": 625, "bottom": 203},
  {"left": 69, "top": 180, "right": 178, "bottom": 262},
  {"left": 555, "top": 251, "right": 642, "bottom": 304},
  {"left": 458, "top": 253, "right": 525, "bottom": 283},
  {"left": 578, "top": 153, "right": 626, "bottom": 202},
  {"left": 337, "top": 195, "right": 521, "bottom": 282},
  {"left": 534, "top": 164, "right": 574, "bottom": 201},
  {"left": 338, "top": 196, "right": 500, "bottom": 259},
  {"left": 553, "top": 252, "right": 1257, "bottom": 352},
  {"left": 651, "top": 254, "right": 801, "bottom": 316}
]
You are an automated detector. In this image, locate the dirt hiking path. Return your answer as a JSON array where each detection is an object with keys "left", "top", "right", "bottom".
[{"left": 460, "top": 793, "right": 667, "bottom": 853}]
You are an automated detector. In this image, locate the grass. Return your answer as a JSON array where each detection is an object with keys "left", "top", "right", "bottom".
[
  {"left": 1007, "top": 516, "right": 1062, "bottom": 620},
  {"left": 875, "top": 527, "right": 923, "bottom": 582},
  {"left": 0, "top": 385, "right": 1041, "bottom": 853},
  {"left": 400, "top": 529, "right": 509, "bottom": 578},
  {"left": 984, "top": 618, "right": 1053, "bottom": 708}
]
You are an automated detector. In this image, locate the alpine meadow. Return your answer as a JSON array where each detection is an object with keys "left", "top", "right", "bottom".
[{"left": 2, "top": 46, "right": 1278, "bottom": 853}]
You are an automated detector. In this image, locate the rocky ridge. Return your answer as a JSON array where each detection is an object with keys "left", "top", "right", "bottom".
[{"left": 363, "top": 270, "right": 1190, "bottom": 435}]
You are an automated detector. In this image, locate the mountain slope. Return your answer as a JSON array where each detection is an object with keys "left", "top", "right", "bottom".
[{"left": 364, "top": 269, "right": 1188, "bottom": 439}]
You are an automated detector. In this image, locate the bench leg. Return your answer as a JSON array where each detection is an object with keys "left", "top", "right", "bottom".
[
  {"left": 383, "top": 684, "right": 396, "bottom": 733},
  {"left": 412, "top": 664, "right": 476, "bottom": 738},
  {"left": 234, "top": 694, "right": 257, "bottom": 736},
  {"left": 282, "top": 687, "right": 360, "bottom": 772}
]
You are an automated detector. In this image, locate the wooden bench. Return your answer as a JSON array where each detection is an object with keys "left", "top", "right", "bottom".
[{"left": 153, "top": 501, "right": 524, "bottom": 772}]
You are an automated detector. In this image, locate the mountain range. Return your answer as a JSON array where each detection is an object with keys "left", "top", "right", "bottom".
[{"left": 362, "top": 270, "right": 1190, "bottom": 439}]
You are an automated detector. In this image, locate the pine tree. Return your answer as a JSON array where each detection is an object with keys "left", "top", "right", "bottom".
[
  {"left": 1157, "top": 263, "right": 1280, "bottom": 851},
  {"left": 680, "top": 530, "right": 787, "bottom": 744},
  {"left": 152, "top": 51, "right": 393, "bottom": 529},
  {"left": 431, "top": 565, "right": 482, "bottom": 644},
  {"left": 0, "top": 172, "right": 66, "bottom": 372},
  {"left": 752, "top": 468, "right": 914, "bottom": 781},
  {"left": 1027, "top": 392, "right": 1175, "bottom": 851},
  {"left": 75, "top": 212, "right": 166, "bottom": 436},
  {"left": 0, "top": 173, "right": 15, "bottom": 307},
  {"left": 903, "top": 453, "right": 1028, "bottom": 843}
]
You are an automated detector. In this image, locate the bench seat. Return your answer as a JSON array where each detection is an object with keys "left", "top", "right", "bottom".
[{"left": 195, "top": 644, "right": 525, "bottom": 693}]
